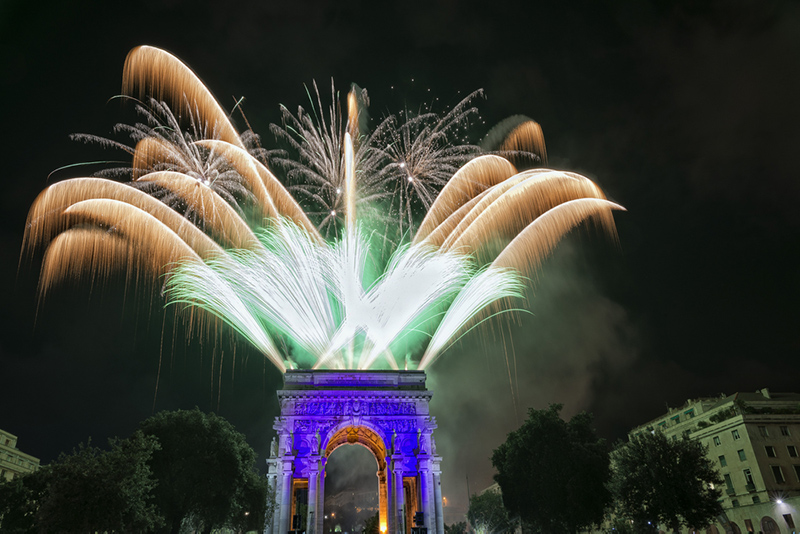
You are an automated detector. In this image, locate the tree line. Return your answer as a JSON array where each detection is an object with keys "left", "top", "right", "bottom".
[
  {"left": 0, "top": 408, "right": 271, "bottom": 533},
  {"left": 1, "top": 404, "right": 722, "bottom": 534},
  {"left": 463, "top": 404, "right": 723, "bottom": 534}
]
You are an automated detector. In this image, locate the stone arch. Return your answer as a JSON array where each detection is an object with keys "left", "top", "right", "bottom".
[
  {"left": 323, "top": 423, "right": 387, "bottom": 471},
  {"left": 705, "top": 525, "right": 719, "bottom": 534},
  {"left": 265, "top": 370, "right": 444, "bottom": 534}
]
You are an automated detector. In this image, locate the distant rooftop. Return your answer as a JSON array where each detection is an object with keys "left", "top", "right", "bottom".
[{"left": 632, "top": 388, "right": 800, "bottom": 434}]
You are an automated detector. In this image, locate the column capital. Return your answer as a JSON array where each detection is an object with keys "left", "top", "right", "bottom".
[{"left": 391, "top": 455, "right": 405, "bottom": 475}]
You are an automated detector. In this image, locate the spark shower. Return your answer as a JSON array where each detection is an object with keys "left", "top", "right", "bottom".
[{"left": 23, "top": 46, "right": 624, "bottom": 373}]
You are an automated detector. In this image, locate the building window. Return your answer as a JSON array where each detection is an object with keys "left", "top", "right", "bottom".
[
  {"left": 743, "top": 469, "right": 754, "bottom": 490},
  {"left": 732, "top": 499, "right": 740, "bottom": 507},
  {"left": 719, "top": 455, "right": 727, "bottom": 467},
  {"left": 752, "top": 495, "right": 760, "bottom": 504},
  {"left": 766, "top": 446, "right": 777, "bottom": 458},
  {"left": 738, "top": 449, "right": 747, "bottom": 461},
  {"left": 732, "top": 429, "right": 741, "bottom": 440},
  {"left": 780, "top": 425, "right": 790, "bottom": 436},
  {"left": 771, "top": 465, "right": 786, "bottom": 483},
  {"left": 794, "top": 465, "right": 800, "bottom": 482},
  {"left": 724, "top": 473, "right": 735, "bottom": 493},
  {"left": 671, "top": 415, "right": 680, "bottom": 425},
  {"left": 759, "top": 426, "right": 769, "bottom": 437},
  {"left": 784, "top": 514, "right": 796, "bottom": 530},
  {"left": 685, "top": 409, "right": 695, "bottom": 419},
  {"left": 788, "top": 445, "right": 798, "bottom": 458},
  {"left": 714, "top": 436, "right": 721, "bottom": 446},
  {"left": 744, "top": 519, "right": 754, "bottom": 532}
]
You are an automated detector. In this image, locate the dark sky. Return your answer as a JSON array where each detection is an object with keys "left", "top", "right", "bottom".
[{"left": 2, "top": 0, "right": 799, "bottom": 522}]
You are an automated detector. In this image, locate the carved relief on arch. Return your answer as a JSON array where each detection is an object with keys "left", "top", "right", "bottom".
[{"left": 323, "top": 423, "right": 388, "bottom": 471}]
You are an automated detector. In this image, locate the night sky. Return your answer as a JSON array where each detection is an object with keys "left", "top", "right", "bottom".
[{"left": 2, "top": 0, "right": 799, "bottom": 523}]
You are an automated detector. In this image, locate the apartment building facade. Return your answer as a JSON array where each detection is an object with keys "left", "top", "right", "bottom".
[
  {"left": 0, "top": 428, "right": 40, "bottom": 481},
  {"left": 629, "top": 389, "right": 800, "bottom": 534}
]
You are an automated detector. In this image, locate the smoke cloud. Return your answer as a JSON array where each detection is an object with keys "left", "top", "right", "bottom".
[
  {"left": 427, "top": 238, "right": 639, "bottom": 521},
  {"left": 309, "top": 239, "right": 640, "bottom": 523}
]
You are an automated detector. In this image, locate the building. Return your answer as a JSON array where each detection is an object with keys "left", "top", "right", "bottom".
[
  {"left": 629, "top": 388, "right": 800, "bottom": 534},
  {"left": 0, "top": 428, "right": 41, "bottom": 481},
  {"left": 265, "top": 370, "right": 445, "bottom": 534}
]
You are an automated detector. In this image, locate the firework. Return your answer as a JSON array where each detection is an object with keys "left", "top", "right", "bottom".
[
  {"left": 23, "top": 45, "right": 624, "bottom": 372},
  {"left": 267, "top": 83, "right": 483, "bottom": 240}
]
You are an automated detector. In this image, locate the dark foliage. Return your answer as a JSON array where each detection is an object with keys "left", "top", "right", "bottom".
[
  {"left": 0, "top": 467, "right": 48, "bottom": 533},
  {"left": 609, "top": 431, "right": 722, "bottom": 532},
  {"left": 467, "top": 490, "right": 516, "bottom": 533},
  {"left": 444, "top": 521, "right": 468, "bottom": 534},
  {"left": 139, "top": 407, "right": 270, "bottom": 534},
  {"left": 363, "top": 511, "right": 380, "bottom": 534},
  {"left": 491, "top": 404, "right": 610, "bottom": 533},
  {"left": 0, "top": 432, "right": 163, "bottom": 533}
]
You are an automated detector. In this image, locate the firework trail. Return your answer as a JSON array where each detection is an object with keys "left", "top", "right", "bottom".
[{"left": 23, "top": 45, "right": 623, "bottom": 372}]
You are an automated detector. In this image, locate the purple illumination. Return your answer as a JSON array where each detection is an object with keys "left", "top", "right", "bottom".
[{"left": 266, "top": 370, "right": 444, "bottom": 534}]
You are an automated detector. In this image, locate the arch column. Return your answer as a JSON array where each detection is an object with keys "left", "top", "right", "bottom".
[
  {"left": 278, "top": 460, "right": 294, "bottom": 534},
  {"left": 265, "top": 425, "right": 295, "bottom": 534},
  {"left": 265, "top": 452, "right": 280, "bottom": 534},
  {"left": 432, "top": 467, "right": 444, "bottom": 534},
  {"left": 316, "top": 460, "right": 325, "bottom": 534},
  {"left": 417, "top": 460, "right": 434, "bottom": 534},
  {"left": 378, "top": 469, "right": 388, "bottom": 533},
  {"left": 393, "top": 458, "right": 405, "bottom": 534},
  {"left": 386, "top": 462, "right": 396, "bottom": 534},
  {"left": 306, "top": 460, "right": 319, "bottom": 534}
]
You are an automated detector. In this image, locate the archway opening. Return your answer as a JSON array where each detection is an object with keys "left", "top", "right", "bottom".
[
  {"left": 323, "top": 425, "right": 388, "bottom": 534},
  {"left": 324, "top": 443, "right": 380, "bottom": 534}
]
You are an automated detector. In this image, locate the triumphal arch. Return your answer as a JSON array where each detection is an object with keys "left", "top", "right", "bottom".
[{"left": 265, "top": 370, "right": 444, "bottom": 534}]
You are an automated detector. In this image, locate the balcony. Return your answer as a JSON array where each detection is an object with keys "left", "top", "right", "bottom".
[{"left": 726, "top": 487, "right": 736, "bottom": 496}]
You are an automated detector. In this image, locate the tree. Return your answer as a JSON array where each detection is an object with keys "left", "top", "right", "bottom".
[
  {"left": 234, "top": 469, "right": 275, "bottom": 533},
  {"left": 491, "top": 404, "right": 610, "bottom": 533},
  {"left": 139, "top": 408, "right": 269, "bottom": 534},
  {"left": 609, "top": 431, "right": 722, "bottom": 533},
  {"left": 444, "top": 521, "right": 467, "bottom": 534},
  {"left": 0, "top": 467, "right": 47, "bottom": 533},
  {"left": 363, "top": 511, "right": 380, "bottom": 534},
  {"left": 467, "top": 490, "right": 516, "bottom": 533},
  {"left": 0, "top": 431, "right": 163, "bottom": 533}
]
